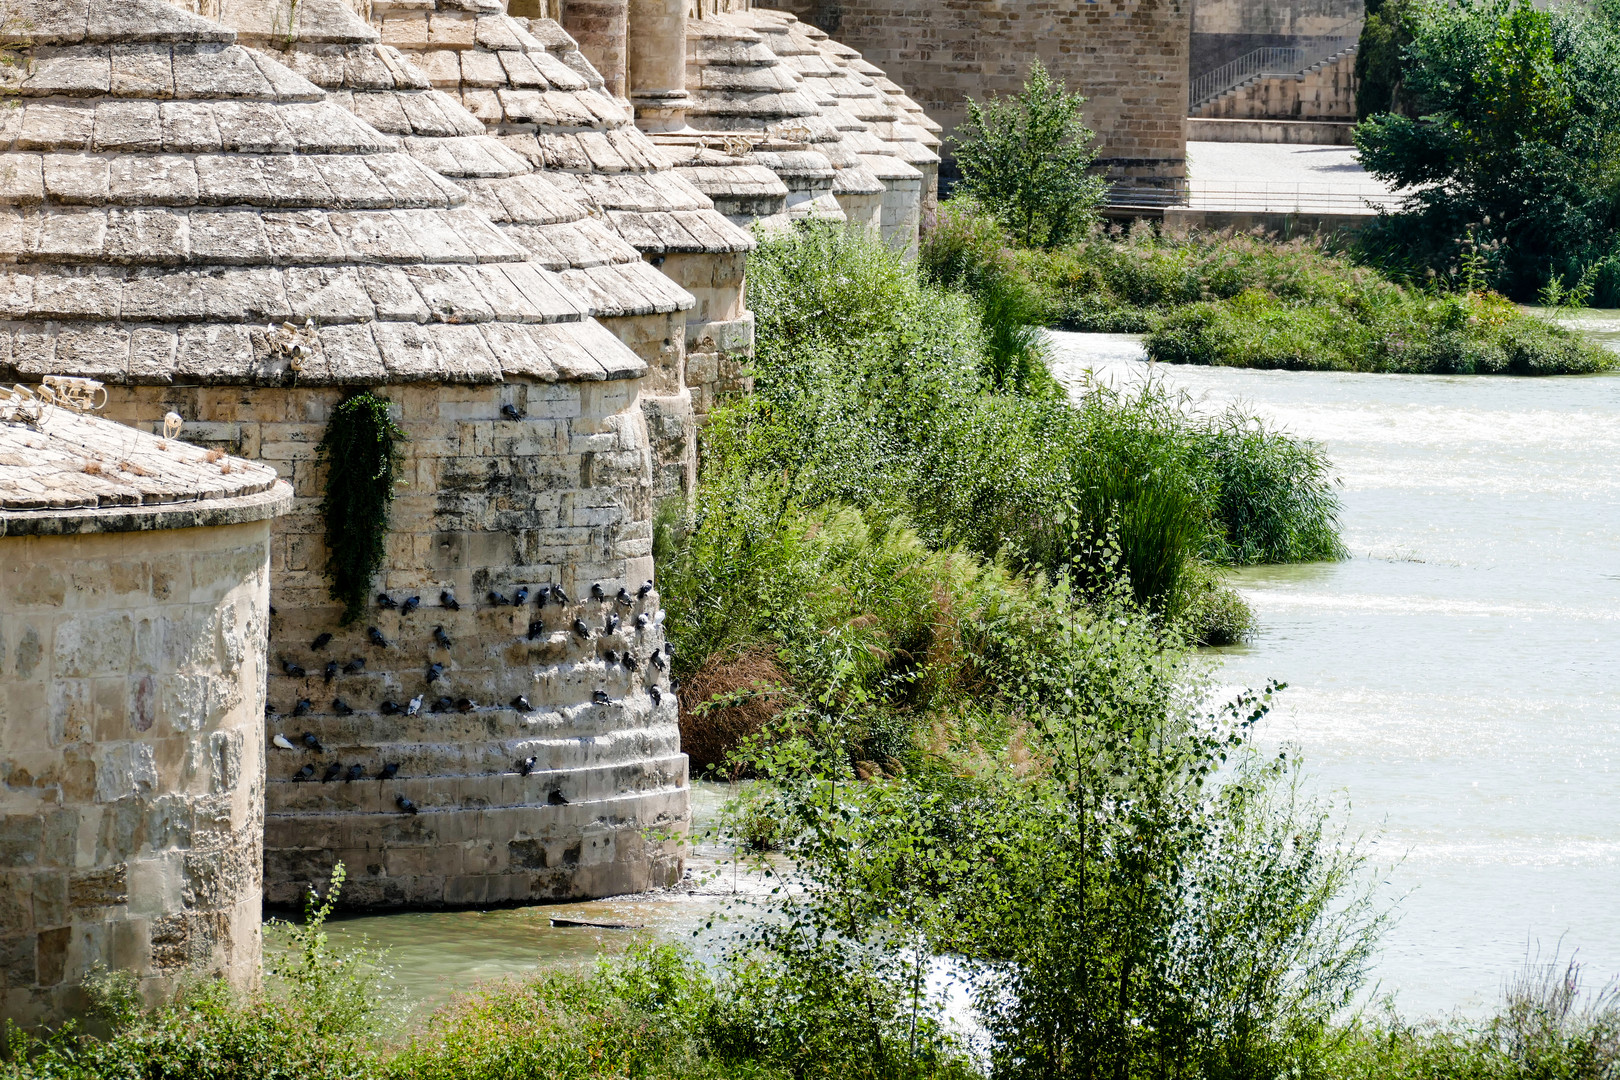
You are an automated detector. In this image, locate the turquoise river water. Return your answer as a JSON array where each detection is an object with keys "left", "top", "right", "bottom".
[{"left": 316, "top": 323, "right": 1620, "bottom": 1022}]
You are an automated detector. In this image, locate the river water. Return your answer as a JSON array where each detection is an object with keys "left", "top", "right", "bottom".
[
  {"left": 1048, "top": 327, "right": 1620, "bottom": 1018},
  {"left": 318, "top": 325, "right": 1620, "bottom": 1023}
]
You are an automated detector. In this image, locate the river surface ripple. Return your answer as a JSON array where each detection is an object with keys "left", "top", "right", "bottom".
[{"left": 1049, "top": 331, "right": 1620, "bottom": 1018}]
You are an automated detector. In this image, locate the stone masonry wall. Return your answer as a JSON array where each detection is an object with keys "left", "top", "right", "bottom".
[
  {"left": 0, "top": 520, "right": 273, "bottom": 1025},
  {"left": 87, "top": 378, "right": 688, "bottom": 909},
  {"left": 761, "top": 0, "right": 1190, "bottom": 186}
]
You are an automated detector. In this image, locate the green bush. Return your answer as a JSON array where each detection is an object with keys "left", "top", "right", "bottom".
[
  {"left": 923, "top": 201, "right": 1612, "bottom": 375},
  {"left": 951, "top": 59, "right": 1108, "bottom": 249},
  {"left": 1354, "top": 0, "right": 1620, "bottom": 302},
  {"left": 1146, "top": 287, "right": 1611, "bottom": 374}
]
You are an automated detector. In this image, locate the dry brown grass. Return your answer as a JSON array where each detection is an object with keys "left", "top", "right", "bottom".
[{"left": 679, "top": 647, "right": 793, "bottom": 777}]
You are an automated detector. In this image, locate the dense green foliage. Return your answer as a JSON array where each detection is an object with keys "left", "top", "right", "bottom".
[
  {"left": 656, "top": 222, "right": 1346, "bottom": 780},
  {"left": 728, "top": 677, "right": 1386, "bottom": 1080},
  {"left": 951, "top": 60, "right": 1108, "bottom": 249},
  {"left": 1354, "top": 0, "right": 1620, "bottom": 304},
  {"left": 318, "top": 393, "right": 407, "bottom": 624},
  {"left": 1354, "top": 0, "right": 1418, "bottom": 119},
  {"left": 921, "top": 202, "right": 1611, "bottom": 374}
]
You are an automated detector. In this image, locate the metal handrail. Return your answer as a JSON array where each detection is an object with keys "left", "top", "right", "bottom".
[
  {"left": 1106, "top": 180, "right": 1402, "bottom": 214},
  {"left": 1188, "top": 19, "right": 1363, "bottom": 109}
]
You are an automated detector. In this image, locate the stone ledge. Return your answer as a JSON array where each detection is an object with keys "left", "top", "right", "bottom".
[{"left": 0, "top": 480, "right": 294, "bottom": 537}]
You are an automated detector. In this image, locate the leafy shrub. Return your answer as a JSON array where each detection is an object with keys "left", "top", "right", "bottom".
[
  {"left": 951, "top": 59, "right": 1108, "bottom": 249},
  {"left": 730, "top": 674, "right": 1387, "bottom": 1080}
]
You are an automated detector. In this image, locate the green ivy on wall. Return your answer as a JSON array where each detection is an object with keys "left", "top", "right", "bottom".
[{"left": 317, "top": 392, "right": 407, "bottom": 624}]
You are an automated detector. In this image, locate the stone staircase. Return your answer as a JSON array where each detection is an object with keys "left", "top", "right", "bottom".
[{"left": 1191, "top": 41, "right": 1359, "bottom": 121}]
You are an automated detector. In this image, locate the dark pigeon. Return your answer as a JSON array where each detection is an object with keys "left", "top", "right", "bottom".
[
  {"left": 380, "top": 701, "right": 401, "bottom": 716},
  {"left": 650, "top": 685, "right": 662, "bottom": 706},
  {"left": 591, "top": 583, "right": 606, "bottom": 600},
  {"left": 431, "top": 697, "right": 453, "bottom": 713},
  {"left": 301, "top": 732, "right": 322, "bottom": 751},
  {"left": 427, "top": 663, "right": 444, "bottom": 683},
  {"left": 527, "top": 620, "right": 545, "bottom": 641},
  {"left": 367, "top": 626, "right": 389, "bottom": 648},
  {"left": 379, "top": 762, "right": 400, "bottom": 781},
  {"left": 311, "top": 633, "right": 332, "bottom": 651},
  {"left": 322, "top": 762, "right": 342, "bottom": 783},
  {"left": 434, "top": 626, "right": 452, "bottom": 648},
  {"left": 501, "top": 403, "right": 523, "bottom": 421},
  {"left": 345, "top": 764, "right": 364, "bottom": 783},
  {"left": 323, "top": 661, "right": 338, "bottom": 683},
  {"left": 519, "top": 756, "right": 537, "bottom": 776},
  {"left": 592, "top": 689, "right": 611, "bottom": 705},
  {"left": 283, "top": 661, "right": 305, "bottom": 678},
  {"left": 401, "top": 596, "right": 420, "bottom": 614},
  {"left": 396, "top": 794, "right": 418, "bottom": 814},
  {"left": 343, "top": 658, "right": 365, "bottom": 674},
  {"left": 488, "top": 591, "right": 510, "bottom": 607},
  {"left": 548, "top": 789, "right": 568, "bottom": 806},
  {"left": 513, "top": 587, "right": 529, "bottom": 605},
  {"left": 572, "top": 619, "right": 591, "bottom": 639},
  {"left": 293, "top": 699, "right": 313, "bottom": 717},
  {"left": 377, "top": 593, "right": 397, "bottom": 609},
  {"left": 441, "top": 591, "right": 460, "bottom": 610},
  {"left": 638, "top": 580, "right": 654, "bottom": 598}
]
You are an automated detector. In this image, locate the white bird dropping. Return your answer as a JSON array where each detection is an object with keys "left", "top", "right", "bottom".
[{"left": 407, "top": 694, "right": 423, "bottom": 716}]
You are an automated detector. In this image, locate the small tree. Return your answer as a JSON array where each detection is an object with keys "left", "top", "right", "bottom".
[{"left": 951, "top": 59, "right": 1108, "bottom": 249}]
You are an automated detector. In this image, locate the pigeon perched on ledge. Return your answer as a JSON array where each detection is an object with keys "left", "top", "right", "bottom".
[
  {"left": 301, "top": 732, "right": 322, "bottom": 752},
  {"left": 293, "top": 765, "right": 314, "bottom": 782},
  {"left": 367, "top": 627, "right": 390, "bottom": 648},
  {"left": 345, "top": 764, "right": 364, "bottom": 783},
  {"left": 283, "top": 661, "right": 305, "bottom": 678},
  {"left": 396, "top": 794, "right": 418, "bottom": 814},
  {"left": 434, "top": 626, "right": 452, "bottom": 648},
  {"left": 272, "top": 733, "right": 297, "bottom": 751},
  {"left": 379, "top": 763, "right": 400, "bottom": 781},
  {"left": 322, "top": 762, "right": 342, "bottom": 783},
  {"left": 401, "top": 596, "right": 421, "bottom": 614},
  {"left": 441, "top": 591, "right": 460, "bottom": 610},
  {"left": 519, "top": 756, "right": 537, "bottom": 776}
]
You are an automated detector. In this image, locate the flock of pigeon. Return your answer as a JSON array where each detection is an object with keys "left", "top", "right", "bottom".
[{"left": 266, "top": 581, "right": 676, "bottom": 816}]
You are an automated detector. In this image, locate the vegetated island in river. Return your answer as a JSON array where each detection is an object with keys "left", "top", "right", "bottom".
[{"left": 923, "top": 203, "right": 1613, "bottom": 376}]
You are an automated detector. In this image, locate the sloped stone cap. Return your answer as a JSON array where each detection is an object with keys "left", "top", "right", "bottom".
[
  {"left": 376, "top": 6, "right": 755, "bottom": 257},
  {"left": 233, "top": 0, "right": 691, "bottom": 318},
  {"left": 0, "top": 403, "right": 292, "bottom": 534},
  {"left": 0, "top": 0, "right": 647, "bottom": 386}
]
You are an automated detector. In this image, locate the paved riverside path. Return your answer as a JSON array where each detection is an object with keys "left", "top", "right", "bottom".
[{"left": 1186, "top": 140, "right": 1402, "bottom": 214}]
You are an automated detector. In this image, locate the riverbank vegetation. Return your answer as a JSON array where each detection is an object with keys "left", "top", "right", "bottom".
[
  {"left": 659, "top": 222, "right": 1344, "bottom": 773},
  {"left": 920, "top": 202, "right": 1612, "bottom": 375},
  {"left": 932, "top": 53, "right": 1612, "bottom": 375}
]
